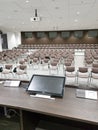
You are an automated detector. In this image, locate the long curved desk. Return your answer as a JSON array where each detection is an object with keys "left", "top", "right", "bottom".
[{"left": 0, "top": 83, "right": 98, "bottom": 130}]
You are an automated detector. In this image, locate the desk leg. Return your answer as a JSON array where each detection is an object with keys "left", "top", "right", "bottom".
[
  {"left": 4, "top": 106, "right": 7, "bottom": 117},
  {"left": 20, "top": 109, "right": 24, "bottom": 130}
]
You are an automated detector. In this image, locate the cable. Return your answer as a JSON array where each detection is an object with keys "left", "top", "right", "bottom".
[{"left": 5, "top": 108, "right": 20, "bottom": 118}]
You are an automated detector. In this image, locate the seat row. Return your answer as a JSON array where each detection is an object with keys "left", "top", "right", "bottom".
[
  {"left": 0, "top": 64, "right": 29, "bottom": 80},
  {"left": 17, "top": 43, "right": 98, "bottom": 49},
  {"left": 65, "top": 66, "right": 98, "bottom": 87}
]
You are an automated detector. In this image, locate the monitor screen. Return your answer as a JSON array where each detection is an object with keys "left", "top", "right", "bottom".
[{"left": 27, "top": 74, "right": 65, "bottom": 98}]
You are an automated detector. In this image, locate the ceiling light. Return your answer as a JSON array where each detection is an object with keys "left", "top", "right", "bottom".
[
  {"left": 26, "top": 0, "right": 29, "bottom": 3},
  {"left": 76, "top": 11, "right": 80, "bottom": 15},
  {"left": 22, "top": 22, "right": 25, "bottom": 24},
  {"left": 74, "top": 19, "right": 78, "bottom": 22}
]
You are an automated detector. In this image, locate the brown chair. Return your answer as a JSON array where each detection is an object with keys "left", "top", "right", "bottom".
[
  {"left": 92, "top": 63, "right": 98, "bottom": 68},
  {"left": 32, "top": 58, "right": 39, "bottom": 69},
  {"left": 1, "top": 64, "right": 13, "bottom": 78},
  {"left": 19, "top": 60, "right": 25, "bottom": 65},
  {"left": 49, "top": 61, "right": 58, "bottom": 75},
  {"left": 77, "top": 67, "right": 90, "bottom": 85},
  {"left": 15, "top": 65, "right": 29, "bottom": 79},
  {"left": 90, "top": 68, "right": 98, "bottom": 86},
  {"left": 42, "top": 58, "right": 49, "bottom": 70}
]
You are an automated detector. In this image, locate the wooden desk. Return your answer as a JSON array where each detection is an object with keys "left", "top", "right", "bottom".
[{"left": 0, "top": 84, "right": 98, "bottom": 130}]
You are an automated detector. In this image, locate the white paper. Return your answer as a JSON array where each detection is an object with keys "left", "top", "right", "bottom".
[
  {"left": 4, "top": 80, "right": 20, "bottom": 87},
  {"left": 76, "top": 89, "right": 98, "bottom": 100},
  {"left": 85, "top": 90, "right": 97, "bottom": 100},
  {"left": 10, "top": 81, "right": 20, "bottom": 87}
]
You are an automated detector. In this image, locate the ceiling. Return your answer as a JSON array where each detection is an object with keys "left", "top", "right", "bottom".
[{"left": 0, "top": 0, "right": 98, "bottom": 32}]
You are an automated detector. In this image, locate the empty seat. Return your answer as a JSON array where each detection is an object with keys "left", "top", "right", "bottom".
[
  {"left": 90, "top": 68, "right": 98, "bottom": 87},
  {"left": 49, "top": 61, "right": 59, "bottom": 75},
  {"left": 77, "top": 67, "right": 90, "bottom": 86},
  {"left": 15, "top": 65, "right": 29, "bottom": 80},
  {"left": 1, "top": 64, "right": 13, "bottom": 78},
  {"left": 65, "top": 66, "right": 76, "bottom": 85},
  {"left": 92, "top": 63, "right": 98, "bottom": 68}
]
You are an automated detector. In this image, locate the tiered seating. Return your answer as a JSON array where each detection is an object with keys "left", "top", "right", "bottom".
[
  {"left": 17, "top": 43, "right": 98, "bottom": 50},
  {"left": 0, "top": 43, "right": 98, "bottom": 89}
]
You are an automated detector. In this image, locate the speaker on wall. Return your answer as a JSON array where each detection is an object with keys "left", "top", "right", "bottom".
[
  {"left": 74, "top": 31, "right": 83, "bottom": 38},
  {"left": 37, "top": 32, "right": 45, "bottom": 38},
  {"left": 49, "top": 32, "right": 57, "bottom": 38},
  {"left": 25, "top": 32, "right": 33, "bottom": 38},
  {"left": 88, "top": 30, "right": 98, "bottom": 37},
  {"left": 61, "top": 32, "right": 70, "bottom": 38}
]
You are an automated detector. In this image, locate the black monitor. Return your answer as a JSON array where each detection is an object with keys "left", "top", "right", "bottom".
[{"left": 27, "top": 74, "right": 65, "bottom": 98}]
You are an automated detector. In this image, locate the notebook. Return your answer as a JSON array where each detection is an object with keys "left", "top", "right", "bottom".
[
  {"left": 4, "top": 80, "right": 20, "bottom": 87},
  {"left": 76, "top": 89, "right": 97, "bottom": 100}
]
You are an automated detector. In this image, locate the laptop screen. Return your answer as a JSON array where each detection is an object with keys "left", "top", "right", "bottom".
[{"left": 27, "top": 74, "right": 65, "bottom": 98}]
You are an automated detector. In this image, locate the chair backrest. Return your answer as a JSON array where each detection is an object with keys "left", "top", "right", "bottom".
[
  {"left": 50, "top": 61, "right": 58, "bottom": 66},
  {"left": 92, "top": 68, "right": 98, "bottom": 74},
  {"left": 64, "top": 61, "right": 72, "bottom": 66},
  {"left": 43, "top": 58, "right": 49, "bottom": 63},
  {"left": 19, "top": 65, "right": 27, "bottom": 70},
  {"left": 92, "top": 63, "right": 98, "bottom": 68},
  {"left": 33, "top": 58, "right": 38, "bottom": 62},
  {"left": 78, "top": 67, "right": 88, "bottom": 73},
  {"left": 5, "top": 65, "right": 12, "bottom": 70},
  {"left": 19, "top": 60, "right": 25, "bottom": 64},
  {"left": 66, "top": 67, "right": 75, "bottom": 72}
]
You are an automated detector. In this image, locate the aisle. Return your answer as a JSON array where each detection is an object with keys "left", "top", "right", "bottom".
[{"left": 74, "top": 50, "right": 85, "bottom": 71}]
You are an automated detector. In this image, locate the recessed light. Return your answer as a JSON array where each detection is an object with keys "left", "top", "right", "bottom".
[
  {"left": 22, "top": 22, "right": 25, "bottom": 24},
  {"left": 76, "top": 11, "right": 80, "bottom": 15},
  {"left": 74, "top": 19, "right": 78, "bottom": 22},
  {"left": 26, "top": 0, "right": 29, "bottom": 3}
]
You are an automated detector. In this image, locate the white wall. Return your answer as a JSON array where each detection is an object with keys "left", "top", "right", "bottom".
[
  {"left": 7, "top": 32, "right": 21, "bottom": 49},
  {"left": 15, "top": 32, "right": 21, "bottom": 46}
]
